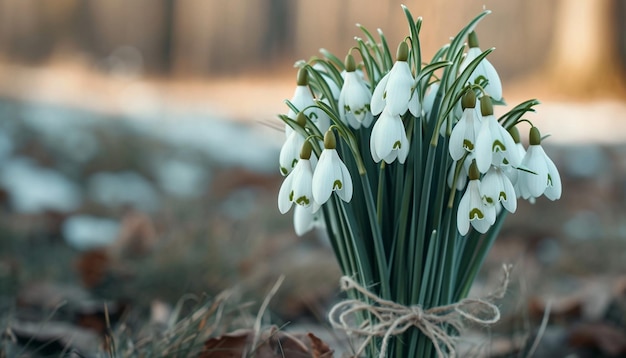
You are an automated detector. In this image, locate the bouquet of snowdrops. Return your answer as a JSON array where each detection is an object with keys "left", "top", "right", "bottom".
[{"left": 277, "top": 6, "right": 561, "bottom": 358}]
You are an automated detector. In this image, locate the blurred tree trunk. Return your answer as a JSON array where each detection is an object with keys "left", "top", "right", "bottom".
[{"left": 545, "top": 0, "right": 626, "bottom": 97}]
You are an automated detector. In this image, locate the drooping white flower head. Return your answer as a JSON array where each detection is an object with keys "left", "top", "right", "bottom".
[
  {"left": 280, "top": 111, "right": 316, "bottom": 175},
  {"left": 459, "top": 31, "right": 502, "bottom": 101},
  {"left": 517, "top": 127, "right": 562, "bottom": 201},
  {"left": 371, "top": 42, "right": 419, "bottom": 117},
  {"left": 474, "top": 96, "right": 520, "bottom": 173},
  {"left": 370, "top": 108, "right": 409, "bottom": 164},
  {"left": 338, "top": 54, "right": 373, "bottom": 129},
  {"left": 278, "top": 141, "right": 316, "bottom": 214},
  {"left": 449, "top": 90, "right": 482, "bottom": 161},
  {"left": 457, "top": 161, "right": 497, "bottom": 235},
  {"left": 481, "top": 166, "right": 517, "bottom": 213},
  {"left": 312, "top": 130, "right": 353, "bottom": 205},
  {"left": 286, "top": 68, "right": 329, "bottom": 137}
]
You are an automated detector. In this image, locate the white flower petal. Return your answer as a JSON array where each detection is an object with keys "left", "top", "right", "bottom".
[
  {"left": 385, "top": 61, "right": 414, "bottom": 116},
  {"left": 457, "top": 187, "right": 471, "bottom": 236},
  {"left": 338, "top": 86, "right": 349, "bottom": 126},
  {"left": 373, "top": 113, "right": 393, "bottom": 161},
  {"left": 475, "top": 119, "right": 493, "bottom": 173},
  {"left": 339, "top": 72, "right": 372, "bottom": 129},
  {"left": 337, "top": 158, "right": 353, "bottom": 202},
  {"left": 520, "top": 145, "right": 549, "bottom": 198},
  {"left": 544, "top": 154, "right": 562, "bottom": 200},
  {"left": 294, "top": 205, "right": 314, "bottom": 236},
  {"left": 370, "top": 128, "right": 382, "bottom": 163},
  {"left": 278, "top": 173, "right": 295, "bottom": 214},
  {"left": 312, "top": 150, "right": 335, "bottom": 205},
  {"left": 479, "top": 58, "right": 503, "bottom": 101},
  {"left": 449, "top": 113, "right": 469, "bottom": 161},
  {"left": 397, "top": 129, "right": 410, "bottom": 164},
  {"left": 500, "top": 171, "right": 517, "bottom": 213},
  {"left": 408, "top": 88, "right": 421, "bottom": 117},
  {"left": 371, "top": 73, "right": 390, "bottom": 115},
  {"left": 279, "top": 131, "right": 305, "bottom": 175},
  {"left": 461, "top": 47, "right": 503, "bottom": 101},
  {"left": 480, "top": 168, "right": 500, "bottom": 207},
  {"left": 291, "top": 159, "right": 314, "bottom": 207},
  {"left": 362, "top": 112, "right": 374, "bottom": 128},
  {"left": 312, "top": 149, "right": 353, "bottom": 204}
]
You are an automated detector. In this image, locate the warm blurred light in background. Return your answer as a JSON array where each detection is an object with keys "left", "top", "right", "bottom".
[{"left": 0, "top": 0, "right": 624, "bottom": 123}]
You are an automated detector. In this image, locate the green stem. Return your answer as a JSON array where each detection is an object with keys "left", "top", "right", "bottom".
[{"left": 360, "top": 173, "right": 391, "bottom": 299}]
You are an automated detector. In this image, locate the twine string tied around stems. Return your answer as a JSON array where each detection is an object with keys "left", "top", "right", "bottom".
[{"left": 329, "top": 264, "right": 512, "bottom": 358}]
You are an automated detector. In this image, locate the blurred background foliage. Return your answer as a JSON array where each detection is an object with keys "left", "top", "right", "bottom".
[{"left": 0, "top": 0, "right": 624, "bottom": 92}]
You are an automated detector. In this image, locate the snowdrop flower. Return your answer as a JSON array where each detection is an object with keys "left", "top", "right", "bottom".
[
  {"left": 475, "top": 96, "right": 520, "bottom": 173},
  {"left": 460, "top": 31, "right": 502, "bottom": 101},
  {"left": 449, "top": 90, "right": 481, "bottom": 161},
  {"left": 293, "top": 204, "right": 324, "bottom": 236},
  {"left": 279, "top": 112, "right": 307, "bottom": 175},
  {"left": 481, "top": 166, "right": 517, "bottom": 213},
  {"left": 371, "top": 42, "right": 419, "bottom": 117},
  {"left": 370, "top": 108, "right": 409, "bottom": 164},
  {"left": 338, "top": 54, "right": 373, "bottom": 129},
  {"left": 278, "top": 141, "right": 315, "bottom": 214},
  {"left": 518, "top": 127, "right": 562, "bottom": 201},
  {"left": 457, "top": 160, "right": 496, "bottom": 235},
  {"left": 286, "top": 68, "right": 329, "bottom": 136},
  {"left": 312, "top": 130, "right": 353, "bottom": 205}
]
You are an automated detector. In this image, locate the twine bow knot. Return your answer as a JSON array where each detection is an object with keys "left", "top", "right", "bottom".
[{"left": 329, "top": 264, "right": 511, "bottom": 358}]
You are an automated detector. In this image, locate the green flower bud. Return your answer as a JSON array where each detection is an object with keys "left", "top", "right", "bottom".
[
  {"left": 297, "top": 67, "right": 308, "bottom": 86},
  {"left": 468, "top": 31, "right": 479, "bottom": 48},
  {"left": 345, "top": 54, "right": 356, "bottom": 72},
  {"left": 296, "top": 111, "right": 307, "bottom": 127},
  {"left": 396, "top": 41, "right": 409, "bottom": 62},
  {"left": 324, "top": 130, "right": 336, "bottom": 149},
  {"left": 461, "top": 90, "right": 477, "bottom": 110},
  {"left": 509, "top": 126, "right": 521, "bottom": 144},
  {"left": 529, "top": 126, "right": 541, "bottom": 145},
  {"left": 468, "top": 159, "right": 480, "bottom": 180},
  {"left": 480, "top": 96, "right": 493, "bottom": 116},
  {"left": 300, "top": 140, "right": 313, "bottom": 160}
]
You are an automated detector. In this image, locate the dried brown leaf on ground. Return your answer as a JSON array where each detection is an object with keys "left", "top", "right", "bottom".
[
  {"left": 200, "top": 328, "right": 250, "bottom": 358},
  {"left": 200, "top": 328, "right": 334, "bottom": 358},
  {"left": 307, "top": 332, "right": 334, "bottom": 358}
]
